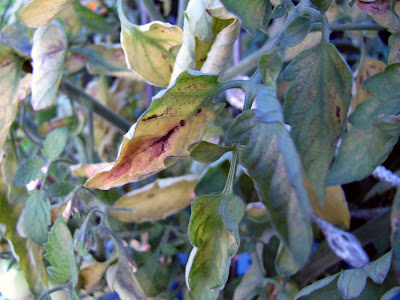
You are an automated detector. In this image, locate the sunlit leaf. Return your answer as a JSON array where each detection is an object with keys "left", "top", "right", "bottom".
[
  {"left": 170, "top": 0, "right": 240, "bottom": 83},
  {"left": 44, "top": 215, "right": 78, "bottom": 285},
  {"left": 355, "top": 0, "right": 400, "bottom": 31},
  {"left": 328, "top": 64, "right": 400, "bottom": 185},
  {"left": 110, "top": 175, "right": 197, "bottom": 223},
  {"left": 72, "top": 1, "right": 114, "bottom": 34},
  {"left": 31, "top": 21, "right": 68, "bottom": 110},
  {"left": 118, "top": 0, "right": 182, "bottom": 87},
  {"left": 227, "top": 108, "right": 312, "bottom": 268},
  {"left": 57, "top": 4, "right": 82, "bottom": 39},
  {"left": 70, "top": 162, "right": 114, "bottom": 178},
  {"left": 219, "top": 0, "right": 272, "bottom": 34},
  {"left": 85, "top": 71, "right": 224, "bottom": 190},
  {"left": 20, "top": 0, "right": 74, "bottom": 28},
  {"left": 352, "top": 58, "right": 386, "bottom": 109},
  {"left": 283, "top": 41, "right": 352, "bottom": 201},
  {"left": 186, "top": 193, "right": 242, "bottom": 299},
  {"left": 392, "top": 189, "right": 400, "bottom": 281},
  {"left": 0, "top": 45, "right": 23, "bottom": 153},
  {"left": 23, "top": 190, "right": 51, "bottom": 245},
  {"left": 389, "top": 33, "right": 400, "bottom": 64},
  {"left": 106, "top": 256, "right": 145, "bottom": 300}
]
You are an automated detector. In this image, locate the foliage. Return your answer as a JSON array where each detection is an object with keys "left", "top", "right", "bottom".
[{"left": 0, "top": 0, "right": 400, "bottom": 299}]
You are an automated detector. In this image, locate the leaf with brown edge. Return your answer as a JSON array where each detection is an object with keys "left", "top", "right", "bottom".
[
  {"left": 85, "top": 71, "right": 224, "bottom": 190},
  {"left": 110, "top": 175, "right": 197, "bottom": 223},
  {"left": 70, "top": 162, "right": 114, "bottom": 178},
  {"left": 20, "top": 0, "right": 74, "bottom": 28},
  {"left": 355, "top": 0, "right": 400, "bottom": 31},
  {"left": 0, "top": 45, "right": 23, "bottom": 153},
  {"left": 117, "top": 0, "right": 182, "bottom": 87}
]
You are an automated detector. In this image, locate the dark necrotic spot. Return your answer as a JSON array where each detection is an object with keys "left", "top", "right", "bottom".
[
  {"left": 195, "top": 109, "right": 202, "bottom": 115},
  {"left": 180, "top": 120, "right": 185, "bottom": 126}
]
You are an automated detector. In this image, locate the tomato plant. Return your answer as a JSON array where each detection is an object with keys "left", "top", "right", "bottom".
[{"left": 0, "top": 0, "right": 400, "bottom": 299}]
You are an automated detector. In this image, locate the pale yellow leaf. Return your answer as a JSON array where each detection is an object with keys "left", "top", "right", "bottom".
[
  {"left": 79, "top": 262, "right": 109, "bottom": 293},
  {"left": 70, "top": 162, "right": 114, "bottom": 178},
  {"left": 110, "top": 175, "right": 197, "bottom": 223},
  {"left": 20, "top": 0, "right": 74, "bottom": 28}
]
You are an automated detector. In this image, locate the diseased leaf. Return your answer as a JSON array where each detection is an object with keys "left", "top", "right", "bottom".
[
  {"left": 13, "top": 157, "right": 44, "bottom": 187},
  {"left": 118, "top": 0, "right": 182, "bottom": 87},
  {"left": 283, "top": 41, "right": 352, "bottom": 201},
  {"left": 31, "top": 21, "right": 68, "bottom": 110},
  {"left": 42, "top": 127, "right": 69, "bottom": 162},
  {"left": 352, "top": 58, "right": 386, "bottom": 109},
  {"left": 189, "top": 141, "right": 232, "bottom": 164},
  {"left": 80, "top": 261, "right": 111, "bottom": 293},
  {"left": 70, "top": 162, "right": 114, "bottom": 178},
  {"left": 110, "top": 175, "right": 197, "bottom": 223},
  {"left": 392, "top": 189, "right": 400, "bottom": 281},
  {"left": 227, "top": 109, "right": 312, "bottom": 268},
  {"left": 0, "top": 45, "right": 23, "bottom": 153},
  {"left": 355, "top": 0, "right": 400, "bottom": 31},
  {"left": 281, "top": 17, "right": 313, "bottom": 47},
  {"left": 20, "top": 0, "right": 74, "bottom": 28},
  {"left": 85, "top": 71, "right": 224, "bottom": 190},
  {"left": 219, "top": 0, "right": 272, "bottom": 34},
  {"left": 44, "top": 215, "right": 78, "bottom": 285},
  {"left": 327, "top": 64, "right": 400, "bottom": 185},
  {"left": 106, "top": 256, "right": 145, "bottom": 300},
  {"left": 389, "top": 33, "right": 400, "bottom": 64},
  {"left": 72, "top": 1, "right": 114, "bottom": 34},
  {"left": 170, "top": 0, "right": 240, "bottom": 83},
  {"left": 186, "top": 193, "right": 241, "bottom": 299},
  {"left": 23, "top": 190, "right": 51, "bottom": 245}
]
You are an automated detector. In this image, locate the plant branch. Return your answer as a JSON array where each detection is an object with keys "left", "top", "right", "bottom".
[
  {"left": 311, "top": 23, "right": 384, "bottom": 31},
  {"left": 60, "top": 81, "right": 132, "bottom": 133}
]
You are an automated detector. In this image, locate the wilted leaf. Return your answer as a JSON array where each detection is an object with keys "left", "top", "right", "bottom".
[
  {"left": 170, "top": 0, "right": 240, "bottom": 83},
  {"left": 80, "top": 261, "right": 110, "bottom": 292},
  {"left": 353, "top": 58, "right": 386, "bottom": 109},
  {"left": 23, "top": 190, "right": 51, "bottom": 245},
  {"left": 189, "top": 141, "right": 232, "bottom": 164},
  {"left": 13, "top": 157, "right": 44, "bottom": 187},
  {"left": 44, "top": 215, "right": 78, "bottom": 285},
  {"left": 106, "top": 256, "right": 145, "bottom": 300},
  {"left": 118, "top": 0, "right": 182, "bottom": 87},
  {"left": 73, "top": 45, "right": 142, "bottom": 80},
  {"left": 389, "top": 33, "right": 400, "bottom": 64},
  {"left": 85, "top": 71, "right": 224, "bottom": 190},
  {"left": 219, "top": 0, "right": 272, "bottom": 34},
  {"left": 0, "top": 45, "right": 23, "bottom": 153},
  {"left": 31, "top": 21, "right": 68, "bottom": 110},
  {"left": 20, "top": 0, "right": 74, "bottom": 28},
  {"left": 283, "top": 41, "right": 352, "bottom": 201},
  {"left": 227, "top": 109, "right": 312, "bottom": 268},
  {"left": 392, "top": 189, "right": 400, "bottom": 281},
  {"left": 186, "top": 193, "right": 242, "bottom": 299},
  {"left": 42, "top": 127, "right": 69, "bottom": 162},
  {"left": 110, "top": 175, "right": 197, "bottom": 223},
  {"left": 355, "top": 0, "right": 400, "bottom": 31},
  {"left": 72, "top": 1, "right": 114, "bottom": 34},
  {"left": 327, "top": 64, "right": 400, "bottom": 185}
]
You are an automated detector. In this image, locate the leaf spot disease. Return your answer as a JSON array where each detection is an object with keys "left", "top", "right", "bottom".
[
  {"left": 195, "top": 109, "right": 202, "bottom": 115},
  {"left": 336, "top": 106, "right": 341, "bottom": 123},
  {"left": 142, "top": 114, "right": 163, "bottom": 121},
  {"left": 180, "top": 120, "right": 185, "bottom": 126}
]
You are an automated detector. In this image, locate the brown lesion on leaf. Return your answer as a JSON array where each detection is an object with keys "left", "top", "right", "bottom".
[
  {"left": 161, "top": 54, "right": 167, "bottom": 60},
  {"left": 336, "top": 106, "right": 341, "bottom": 124},
  {"left": 195, "top": 109, "right": 202, "bottom": 116},
  {"left": 142, "top": 114, "right": 163, "bottom": 121},
  {"left": 147, "top": 193, "right": 155, "bottom": 198}
]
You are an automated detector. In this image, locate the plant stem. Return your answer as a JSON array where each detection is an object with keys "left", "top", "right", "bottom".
[
  {"left": 311, "top": 23, "right": 384, "bottom": 31},
  {"left": 177, "top": 0, "right": 188, "bottom": 28},
  {"left": 135, "top": 0, "right": 163, "bottom": 21},
  {"left": 0, "top": 0, "right": 12, "bottom": 29},
  {"left": 321, "top": 14, "right": 330, "bottom": 43},
  {"left": 223, "top": 145, "right": 239, "bottom": 195},
  {"left": 60, "top": 81, "right": 132, "bottom": 133}
]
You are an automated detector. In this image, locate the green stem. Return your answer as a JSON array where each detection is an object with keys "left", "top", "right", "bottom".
[
  {"left": 223, "top": 145, "right": 239, "bottom": 195},
  {"left": 37, "top": 283, "right": 71, "bottom": 300},
  {"left": 87, "top": 100, "right": 95, "bottom": 163},
  {"left": 321, "top": 14, "right": 330, "bottom": 43},
  {"left": 311, "top": 23, "right": 384, "bottom": 32},
  {"left": 60, "top": 81, "right": 132, "bottom": 133}
]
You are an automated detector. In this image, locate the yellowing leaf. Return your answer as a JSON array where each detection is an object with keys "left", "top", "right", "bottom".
[
  {"left": 70, "top": 162, "right": 114, "bottom": 178},
  {"left": 170, "top": 0, "right": 240, "bottom": 84},
  {"left": 118, "top": 0, "right": 182, "bottom": 87},
  {"left": 110, "top": 175, "right": 197, "bottom": 223},
  {"left": 20, "top": 0, "right": 74, "bottom": 28},
  {"left": 353, "top": 58, "right": 386, "bottom": 109},
  {"left": 85, "top": 71, "right": 223, "bottom": 190},
  {"left": 0, "top": 45, "right": 23, "bottom": 152},
  {"left": 57, "top": 4, "right": 82, "bottom": 39},
  {"left": 355, "top": 0, "right": 400, "bottom": 31},
  {"left": 79, "top": 262, "right": 110, "bottom": 293},
  {"left": 31, "top": 21, "right": 68, "bottom": 110}
]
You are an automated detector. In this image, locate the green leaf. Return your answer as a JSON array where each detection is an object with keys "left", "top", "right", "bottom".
[
  {"left": 283, "top": 41, "right": 352, "bottom": 201},
  {"left": 118, "top": 0, "right": 182, "bottom": 87},
  {"left": 258, "top": 51, "right": 283, "bottom": 87},
  {"left": 195, "top": 159, "right": 230, "bottom": 196},
  {"left": 44, "top": 215, "right": 78, "bottom": 285},
  {"left": 389, "top": 33, "right": 400, "bottom": 64},
  {"left": 189, "top": 141, "right": 233, "bottom": 164},
  {"left": 42, "top": 128, "right": 69, "bottom": 162},
  {"left": 85, "top": 71, "right": 224, "bottom": 190},
  {"left": 275, "top": 242, "right": 298, "bottom": 276},
  {"left": 311, "top": 0, "right": 332, "bottom": 12},
  {"left": 186, "top": 193, "right": 241, "bottom": 299},
  {"left": 219, "top": 0, "right": 272, "bottom": 34},
  {"left": 392, "top": 190, "right": 400, "bottom": 281},
  {"left": 110, "top": 175, "right": 198, "bottom": 223},
  {"left": 227, "top": 109, "right": 312, "bottom": 268},
  {"left": 327, "top": 64, "right": 400, "bottom": 185},
  {"left": 31, "top": 21, "right": 68, "bottom": 110},
  {"left": 0, "top": 45, "right": 23, "bottom": 153},
  {"left": 295, "top": 273, "right": 340, "bottom": 299},
  {"left": 23, "top": 190, "right": 51, "bottom": 245},
  {"left": 19, "top": 0, "right": 74, "bottom": 28},
  {"left": 71, "top": 1, "right": 114, "bottom": 34},
  {"left": 373, "top": 114, "right": 400, "bottom": 136},
  {"left": 381, "top": 287, "right": 400, "bottom": 300},
  {"left": 13, "top": 158, "right": 44, "bottom": 187},
  {"left": 106, "top": 256, "right": 146, "bottom": 300},
  {"left": 281, "top": 17, "right": 313, "bottom": 47},
  {"left": 43, "top": 182, "right": 75, "bottom": 199}
]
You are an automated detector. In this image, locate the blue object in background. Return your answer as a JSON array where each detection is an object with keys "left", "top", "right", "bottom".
[
  {"left": 177, "top": 252, "right": 189, "bottom": 266},
  {"left": 236, "top": 253, "right": 252, "bottom": 276},
  {"left": 102, "top": 292, "right": 120, "bottom": 300}
]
